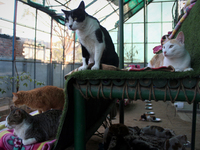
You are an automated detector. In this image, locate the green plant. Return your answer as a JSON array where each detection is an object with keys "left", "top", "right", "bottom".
[{"left": 0, "top": 72, "right": 44, "bottom": 94}]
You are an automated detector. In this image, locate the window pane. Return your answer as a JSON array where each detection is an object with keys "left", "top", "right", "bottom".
[
  {"left": 109, "top": 30, "right": 118, "bottom": 44},
  {"left": 133, "top": 24, "right": 144, "bottom": 42},
  {"left": 37, "top": 10, "right": 51, "bottom": 33},
  {"left": 163, "top": 23, "right": 173, "bottom": 35},
  {"left": 147, "top": 23, "right": 161, "bottom": 42},
  {"left": 0, "top": 20, "right": 13, "bottom": 36},
  {"left": 124, "top": 24, "right": 132, "bottom": 43},
  {"left": 162, "top": 2, "right": 174, "bottom": 22},
  {"left": 147, "top": 3, "right": 161, "bottom": 22},
  {"left": 124, "top": 44, "right": 143, "bottom": 63},
  {"left": 17, "top": 2, "right": 35, "bottom": 28},
  {"left": 0, "top": 1, "right": 14, "bottom": 21},
  {"left": 126, "top": 8, "right": 144, "bottom": 23},
  {"left": 147, "top": 44, "right": 160, "bottom": 62}
]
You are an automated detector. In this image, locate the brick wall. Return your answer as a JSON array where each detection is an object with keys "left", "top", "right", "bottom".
[{"left": 0, "top": 36, "right": 24, "bottom": 58}]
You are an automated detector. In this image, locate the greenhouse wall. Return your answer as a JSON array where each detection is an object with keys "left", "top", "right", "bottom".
[{"left": 0, "top": 0, "right": 180, "bottom": 98}]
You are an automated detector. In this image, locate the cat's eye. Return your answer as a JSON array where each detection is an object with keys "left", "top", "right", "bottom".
[
  {"left": 65, "top": 19, "right": 69, "bottom": 23},
  {"left": 9, "top": 120, "right": 16, "bottom": 123},
  {"left": 163, "top": 46, "right": 165, "bottom": 49},
  {"left": 74, "top": 17, "right": 77, "bottom": 21},
  {"left": 169, "top": 45, "right": 174, "bottom": 48}
]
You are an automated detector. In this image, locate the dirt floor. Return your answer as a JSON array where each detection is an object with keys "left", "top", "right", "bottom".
[{"left": 86, "top": 100, "right": 200, "bottom": 150}]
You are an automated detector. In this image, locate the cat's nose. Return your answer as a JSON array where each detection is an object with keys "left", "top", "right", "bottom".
[{"left": 164, "top": 51, "right": 166, "bottom": 54}]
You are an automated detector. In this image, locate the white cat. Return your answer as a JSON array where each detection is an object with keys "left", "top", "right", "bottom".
[
  {"left": 148, "top": 31, "right": 193, "bottom": 72},
  {"left": 62, "top": 1, "right": 119, "bottom": 71}
]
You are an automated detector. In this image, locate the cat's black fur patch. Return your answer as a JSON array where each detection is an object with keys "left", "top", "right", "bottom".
[{"left": 95, "top": 28, "right": 103, "bottom": 43}]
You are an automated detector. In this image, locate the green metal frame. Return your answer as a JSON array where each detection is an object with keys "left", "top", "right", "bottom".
[{"left": 70, "top": 77, "right": 199, "bottom": 150}]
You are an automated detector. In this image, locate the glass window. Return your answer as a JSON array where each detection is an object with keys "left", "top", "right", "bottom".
[
  {"left": 126, "top": 8, "right": 144, "bottom": 23},
  {"left": 124, "top": 24, "right": 132, "bottom": 43},
  {"left": 147, "top": 23, "right": 161, "bottom": 42},
  {"left": 109, "top": 30, "right": 118, "bottom": 44},
  {"left": 147, "top": 44, "right": 159, "bottom": 62},
  {"left": 124, "top": 44, "right": 144, "bottom": 63},
  {"left": 37, "top": 10, "right": 51, "bottom": 33},
  {"left": 0, "top": 0, "right": 14, "bottom": 21},
  {"left": 147, "top": 3, "right": 161, "bottom": 22},
  {"left": 17, "top": 2, "right": 35, "bottom": 28},
  {"left": 163, "top": 23, "right": 173, "bottom": 35},
  {"left": 0, "top": 20, "right": 13, "bottom": 36},
  {"left": 162, "top": 2, "right": 174, "bottom": 22},
  {"left": 133, "top": 24, "right": 144, "bottom": 42}
]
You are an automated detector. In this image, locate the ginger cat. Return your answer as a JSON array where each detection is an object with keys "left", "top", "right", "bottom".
[
  {"left": 13, "top": 86, "right": 65, "bottom": 113},
  {"left": 148, "top": 31, "right": 193, "bottom": 72}
]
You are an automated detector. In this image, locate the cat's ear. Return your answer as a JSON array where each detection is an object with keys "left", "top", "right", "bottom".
[
  {"left": 176, "top": 31, "right": 184, "bottom": 44},
  {"left": 61, "top": 9, "right": 69, "bottom": 15},
  {"left": 10, "top": 105, "right": 16, "bottom": 111},
  {"left": 12, "top": 92, "right": 18, "bottom": 101},
  {"left": 78, "top": 1, "right": 85, "bottom": 10},
  {"left": 165, "top": 35, "right": 169, "bottom": 41},
  {"left": 14, "top": 109, "right": 22, "bottom": 116}
]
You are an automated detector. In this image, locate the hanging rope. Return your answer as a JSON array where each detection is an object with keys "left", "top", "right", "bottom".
[
  {"left": 88, "top": 82, "right": 96, "bottom": 99},
  {"left": 137, "top": 82, "right": 143, "bottom": 101},
  {"left": 100, "top": 82, "right": 109, "bottom": 99},
  {"left": 151, "top": 84, "right": 158, "bottom": 102},
  {"left": 134, "top": 82, "right": 138, "bottom": 100},
  {"left": 164, "top": 86, "right": 167, "bottom": 102},
  {"left": 149, "top": 83, "right": 152, "bottom": 101},
  {"left": 109, "top": 82, "right": 113, "bottom": 99},
  {"left": 167, "top": 84, "right": 181, "bottom": 103},
  {"left": 76, "top": 80, "right": 89, "bottom": 100},
  {"left": 181, "top": 81, "right": 197, "bottom": 104},
  {"left": 121, "top": 82, "right": 126, "bottom": 100},
  {"left": 125, "top": 83, "right": 132, "bottom": 101}
]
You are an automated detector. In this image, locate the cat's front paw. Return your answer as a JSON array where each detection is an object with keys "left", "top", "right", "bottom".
[
  {"left": 78, "top": 65, "right": 88, "bottom": 71},
  {"left": 91, "top": 65, "right": 100, "bottom": 70},
  {"left": 184, "top": 68, "right": 194, "bottom": 72},
  {"left": 22, "top": 138, "right": 37, "bottom": 145}
]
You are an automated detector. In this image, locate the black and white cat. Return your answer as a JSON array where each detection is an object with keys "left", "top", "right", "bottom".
[
  {"left": 62, "top": 1, "right": 119, "bottom": 70},
  {"left": 5, "top": 106, "right": 62, "bottom": 145}
]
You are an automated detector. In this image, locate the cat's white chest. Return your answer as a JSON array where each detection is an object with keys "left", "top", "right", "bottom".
[
  {"left": 76, "top": 17, "right": 102, "bottom": 54},
  {"left": 14, "top": 121, "right": 30, "bottom": 139},
  {"left": 79, "top": 34, "right": 96, "bottom": 54}
]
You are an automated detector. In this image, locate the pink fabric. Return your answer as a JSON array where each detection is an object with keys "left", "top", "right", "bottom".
[
  {"left": 128, "top": 66, "right": 175, "bottom": 72},
  {"left": 0, "top": 129, "right": 56, "bottom": 150},
  {"left": 153, "top": 45, "right": 162, "bottom": 54},
  {"left": 128, "top": 64, "right": 140, "bottom": 70}
]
